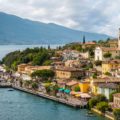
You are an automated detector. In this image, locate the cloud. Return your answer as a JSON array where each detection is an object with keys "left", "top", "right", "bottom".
[{"left": 0, "top": 0, "right": 120, "bottom": 36}]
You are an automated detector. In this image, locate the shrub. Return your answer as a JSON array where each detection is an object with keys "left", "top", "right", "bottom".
[
  {"left": 88, "top": 98, "right": 98, "bottom": 109},
  {"left": 74, "top": 86, "right": 80, "bottom": 92},
  {"left": 96, "top": 94, "right": 107, "bottom": 102},
  {"left": 109, "top": 91, "right": 118, "bottom": 102},
  {"left": 113, "top": 109, "right": 120, "bottom": 120},
  {"left": 103, "top": 52, "right": 112, "bottom": 58},
  {"left": 94, "top": 60, "right": 102, "bottom": 66},
  {"left": 96, "top": 102, "right": 109, "bottom": 113},
  {"left": 31, "top": 82, "right": 38, "bottom": 90},
  {"left": 105, "top": 72, "right": 111, "bottom": 76}
]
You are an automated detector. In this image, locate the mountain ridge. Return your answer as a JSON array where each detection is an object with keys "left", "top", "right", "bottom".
[{"left": 0, "top": 12, "right": 112, "bottom": 45}]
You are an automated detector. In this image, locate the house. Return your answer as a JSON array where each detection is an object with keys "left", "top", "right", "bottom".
[
  {"left": 18, "top": 64, "right": 52, "bottom": 75},
  {"left": 90, "top": 77, "right": 120, "bottom": 95},
  {"left": 113, "top": 93, "right": 120, "bottom": 108},
  {"left": 95, "top": 47, "right": 120, "bottom": 61},
  {"left": 95, "top": 29, "right": 120, "bottom": 61},
  {"left": 79, "top": 81, "right": 90, "bottom": 93},
  {"left": 97, "top": 83, "right": 119, "bottom": 99},
  {"left": 65, "top": 60, "right": 81, "bottom": 68},
  {"left": 55, "top": 67, "right": 85, "bottom": 79},
  {"left": 108, "top": 39, "right": 118, "bottom": 48},
  {"left": 102, "top": 60, "right": 120, "bottom": 74},
  {"left": 66, "top": 81, "right": 79, "bottom": 91}
]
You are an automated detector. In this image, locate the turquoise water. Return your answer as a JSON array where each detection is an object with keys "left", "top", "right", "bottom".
[
  {"left": 0, "top": 88, "right": 107, "bottom": 120},
  {"left": 0, "top": 45, "right": 63, "bottom": 60}
]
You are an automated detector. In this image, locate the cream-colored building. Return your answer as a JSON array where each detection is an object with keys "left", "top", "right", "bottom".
[
  {"left": 18, "top": 64, "right": 52, "bottom": 75},
  {"left": 55, "top": 67, "right": 85, "bottom": 79},
  {"left": 95, "top": 29, "right": 120, "bottom": 61},
  {"left": 113, "top": 93, "right": 120, "bottom": 108}
]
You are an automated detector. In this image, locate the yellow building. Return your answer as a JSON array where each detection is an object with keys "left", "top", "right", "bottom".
[
  {"left": 102, "top": 60, "right": 120, "bottom": 73},
  {"left": 79, "top": 82, "right": 90, "bottom": 93},
  {"left": 108, "top": 39, "right": 118, "bottom": 48},
  {"left": 55, "top": 67, "right": 85, "bottom": 79},
  {"left": 18, "top": 64, "right": 52, "bottom": 75}
]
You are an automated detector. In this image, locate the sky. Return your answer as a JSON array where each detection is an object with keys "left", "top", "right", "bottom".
[{"left": 0, "top": 0, "right": 120, "bottom": 37}]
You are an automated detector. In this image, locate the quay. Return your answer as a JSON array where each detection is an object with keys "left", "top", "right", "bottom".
[
  {"left": 0, "top": 83, "right": 87, "bottom": 108},
  {"left": 13, "top": 86, "right": 87, "bottom": 108}
]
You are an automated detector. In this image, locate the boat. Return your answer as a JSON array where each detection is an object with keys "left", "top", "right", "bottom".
[
  {"left": 86, "top": 111, "right": 96, "bottom": 117},
  {"left": 8, "top": 89, "right": 14, "bottom": 91}
]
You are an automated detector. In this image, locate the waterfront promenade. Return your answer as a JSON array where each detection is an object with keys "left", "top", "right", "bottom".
[{"left": 0, "top": 82, "right": 87, "bottom": 108}]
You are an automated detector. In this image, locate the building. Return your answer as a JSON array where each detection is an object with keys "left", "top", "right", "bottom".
[
  {"left": 113, "top": 93, "right": 120, "bottom": 108},
  {"left": 65, "top": 60, "right": 81, "bottom": 68},
  {"left": 55, "top": 67, "right": 85, "bottom": 79},
  {"left": 95, "top": 29, "right": 120, "bottom": 61},
  {"left": 102, "top": 60, "right": 120, "bottom": 74},
  {"left": 66, "top": 81, "right": 79, "bottom": 91},
  {"left": 79, "top": 82, "right": 90, "bottom": 93},
  {"left": 108, "top": 39, "right": 118, "bottom": 48},
  {"left": 97, "top": 83, "right": 119, "bottom": 99},
  {"left": 90, "top": 77, "right": 120, "bottom": 95},
  {"left": 18, "top": 64, "right": 52, "bottom": 75},
  {"left": 95, "top": 47, "right": 120, "bottom": 61}
]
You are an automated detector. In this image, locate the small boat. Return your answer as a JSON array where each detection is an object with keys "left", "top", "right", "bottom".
[
  {"left": 86, "top": 111, "right": 96, "bottom": 117},
  {"left": 8, "top": 89, "right": 14, "bottom": 91}
]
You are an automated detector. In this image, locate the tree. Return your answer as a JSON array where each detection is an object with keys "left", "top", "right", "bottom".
[
  {"left": 96, "top": 102, "right": 109, "bottom": 113},
  {"left": 31, "top": 70, "right": 55, "bottom": 80},
  {"left": 83, "top": 35, "right": 86, "bottom": 44},
  {"left": 105, "top": 72, "right": 111, "bottom": 76},
  {"left": 109, "top": 91, "right": 118, "bottom": 102},
  {"left": 113, "top": 109, "right": 120, "bottom": 120},
  {"left": 94, "top": 60, "right": 102, "bottom": 66},
  {"left": 96, "top": 94, "right": 107, "bottom": 102},
  {"left": 88, "top": 98, "right": 98, "bottom": 109},
  {"left": 103, "top": 52, "right": 112, "bottom": 58},
  {"left": 74, "top": 86, "right": 80, "bottom": 92},
  {"left": 31, "top": 82, "right": 38, "bottom": 90}
]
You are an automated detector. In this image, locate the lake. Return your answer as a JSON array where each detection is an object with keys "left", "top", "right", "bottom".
[
  {"left": 0, "top": 88, "right": 107, "bottom": 120},
  {"left": 0, "top": 45, "right": 63, "bottom": 60}
]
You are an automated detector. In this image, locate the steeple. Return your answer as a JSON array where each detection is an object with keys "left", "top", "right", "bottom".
[{"left": 118, "top": 28, "right": 120, "bottom": 48}]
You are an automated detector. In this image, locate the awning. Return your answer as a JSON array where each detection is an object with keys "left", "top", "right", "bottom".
[
  {"left": 59, "top": 88, "right": 65, "bottom": 92},
  {"left": 64, "top": 89, "right": 71, "bottom": 94}
]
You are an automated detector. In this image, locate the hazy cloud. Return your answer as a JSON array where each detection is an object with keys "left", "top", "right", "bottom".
[{"left": 0, "top": 0, "right": 120, "bottom": 36}]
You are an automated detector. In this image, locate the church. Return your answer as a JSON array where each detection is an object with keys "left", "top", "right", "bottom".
[{"left": 95, "top": 29, "right": 120, "bottom": 61}]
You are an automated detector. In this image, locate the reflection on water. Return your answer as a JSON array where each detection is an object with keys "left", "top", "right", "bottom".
[{"left": 0, "top": 88, "right": 107, "bottom": 120}]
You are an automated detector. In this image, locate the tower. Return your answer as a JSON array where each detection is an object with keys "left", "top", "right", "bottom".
[{"left": 118, "top": 28, "right": 120, "bottom": 48}]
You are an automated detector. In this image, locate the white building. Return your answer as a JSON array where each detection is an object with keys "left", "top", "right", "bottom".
[{"left": 95, "top": 29, "right": 120, "bottom": 61}]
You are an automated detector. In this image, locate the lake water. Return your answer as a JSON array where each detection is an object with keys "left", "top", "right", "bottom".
[
  {"left": 0, "top": 88, "right": 107, "bottom": 120},
  {"left": 0, "top": 45, "right": 63, "bottom": 60}
]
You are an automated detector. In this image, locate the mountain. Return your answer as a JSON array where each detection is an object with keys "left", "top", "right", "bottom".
[{"left": 0, "top": 12, "right": 111, "bottom": 45}]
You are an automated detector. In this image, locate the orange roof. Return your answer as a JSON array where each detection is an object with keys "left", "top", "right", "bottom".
[{"left": 66, "top": 81, "right": 78, "bottom": 86}]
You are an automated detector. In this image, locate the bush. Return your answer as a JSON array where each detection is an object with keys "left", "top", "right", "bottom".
[
  {"left": 31, "top": 70, "right": 55, "bottom": 79},
  {"left": 74, "top": 86, "right": 80, "bottom": 92},
  {"left": 113, "top": 109, "right": 120, "bottom": 120},
  {"left": 96, "top": 102, "right": 109, "bottom": 113},
  {"left": 31, "top": 82, "right": 38, "bottom": 90},
  {"left": 103, "top": 52, "right": 112, "bottom": 58},
  {"left": 105, "top": 72, "right": 111, "bottom": 76},
  {"left": 88, "top": 98, "right": 98, "bottom": 109},
  {"left": 109, "top": 91, "right": 118, "bottom": 102},
  {"left": 94, "top": 60, "right": 102, "bottom": 66},
  {"left": 96, "top": 94, "right": 107, "bottom": 102}
]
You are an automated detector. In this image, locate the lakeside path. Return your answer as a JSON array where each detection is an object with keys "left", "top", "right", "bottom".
[{"left": 13, "top": 86, "right": 87, "bottom": 108}]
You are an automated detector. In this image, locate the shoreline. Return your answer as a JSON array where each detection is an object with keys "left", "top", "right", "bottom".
[{"left": 0, "top": 84, "right": 115, "bottom": 119}]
